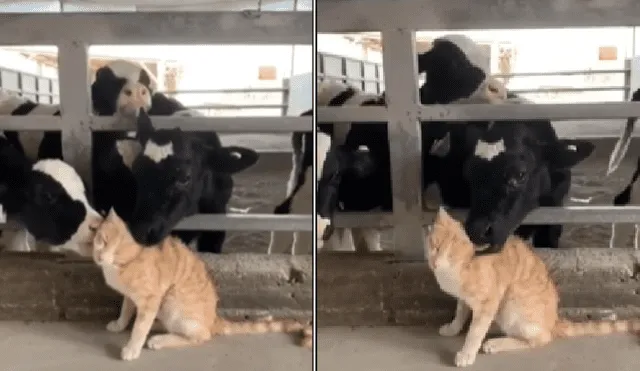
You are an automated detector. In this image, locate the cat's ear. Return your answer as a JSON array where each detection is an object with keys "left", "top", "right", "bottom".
[
  {"left": 435, "top": 206, "right": 450, "bottom": 222},
  {"left": 107, "top": 207, "right": 119, "bottom": 220}
]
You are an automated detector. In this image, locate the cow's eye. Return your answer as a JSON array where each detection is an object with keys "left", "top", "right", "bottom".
[{"left": 515, "top": 171, "right": 525, "bottom": 180}]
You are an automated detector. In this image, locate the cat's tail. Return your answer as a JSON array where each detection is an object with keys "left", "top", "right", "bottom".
[
  {"left": 213, "top": 316, "right": 311, "bottom": 340},
  {"left": 553, "top": 318, "right": 640, "bottom": 338},
  {"left": 300, "top": 326, "right": 313, "bottom": 348}
]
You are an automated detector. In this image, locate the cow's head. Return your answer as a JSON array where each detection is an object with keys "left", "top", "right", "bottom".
[
  {"left": 417, "top": 35, "right": 506, "bottom": 105},
  {"left": 127, "top": 110, "right": 258, "bottom": 245},
  {"left": 91, "top": 59, "right": 156, "bottom": 116},
  {"left": 462, "top": 122, "right": 594, "bottom": 248},
  {"left": 0, "top": 138, "right": 102, "bottom": 256}
]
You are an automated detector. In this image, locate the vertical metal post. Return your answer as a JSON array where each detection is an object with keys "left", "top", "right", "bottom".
[
  {"left": 380, "top": 28, "right": 424, "bottom": 258},
  {"left": 58, "top": 41, "right": 93, "bottom": 199}
]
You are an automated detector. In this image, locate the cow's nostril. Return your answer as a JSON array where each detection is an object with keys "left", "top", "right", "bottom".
[{"left": 483, "top": 225, "right": 493, "bottom": 238}]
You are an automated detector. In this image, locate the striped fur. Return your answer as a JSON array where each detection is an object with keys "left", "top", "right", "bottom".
[
  {"left": 553, "top": 318, "right": 640, "bottom": 338},
  {"left": 214, "top": 317, "right": 310, "bottom": 336}
]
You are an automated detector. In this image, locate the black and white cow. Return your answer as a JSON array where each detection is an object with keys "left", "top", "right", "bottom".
[
  {"left": 605, "top": 88, "right": 640, "bottom": 248},
  {"left": 315, "top": 35, "right": 507, "bottom": 252},
  {"left": 0, "top": 133, "right": 102, "bottom": 255},
  {"left": 314, "top": 80, "right": 389, "bottom": 252},
  {"left": 90, "top": 60, "right": 259, "bottom": 253},
  {"left": 268, "top": 109, "right": 314, "bottom": 254},
  {"left": 317, "top": 34, "right": 594, "bottom": 253}
]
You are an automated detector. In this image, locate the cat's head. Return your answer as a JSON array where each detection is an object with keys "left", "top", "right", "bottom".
[
  {"left": 92, "top": 207, "right": 138, "bottom": 266},
  {"left": 424, "top": 207, "right": 474, "bottom": 271}
]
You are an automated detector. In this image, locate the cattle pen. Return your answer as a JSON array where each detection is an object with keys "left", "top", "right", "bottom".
[
  {"left": 0, "top": 8, "right": 313, "bottom": 330},
  {"left": 316, "top": 0, "right": 640, "bottom": 334}
]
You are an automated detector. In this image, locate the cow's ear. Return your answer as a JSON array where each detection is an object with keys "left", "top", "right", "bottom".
[
  {"left": 135, "top": 108, "right": 154, "bottom": 144},
  {"left": 208, "top": 146, "right": 259, "bottom": 174},
  {"left": 547, "top": 139, "right": 595, "bottom": 169}
]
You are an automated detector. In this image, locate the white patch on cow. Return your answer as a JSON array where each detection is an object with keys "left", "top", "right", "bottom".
[
  {"left": 125, "top": 131, "right": 136, "bottom": 138},
  {"left": 357, "top": 145, "right": 369, "bottom": 152},
  {"left": 230, "top": 151, "right": 242, "bottom": 159},
  {"left": 439, "top": 34, "right": 490, "bottom": 73},
  {"left": 474, "top": 139, "right": 505, "bottom": 161},
  {"left": 316, "top": 132, "right": 331, "bottom": 181},
  {"left": 317, "top": 80, "right": 379, "bottom": 107},
  {"left": 143, "top": 140, "right": 174, "bottom": 163},
  {"left": 32, "top": 159, "right": 102, "bottom": 253},
  {"left": 568, "top": 144, "right": 577, "bottom": 151},
  {"left": 106, "top": 59, "right": 158, "bottom": 91},
  {"left": 116, "top": 140, "right": 142, "bottom": 169}
]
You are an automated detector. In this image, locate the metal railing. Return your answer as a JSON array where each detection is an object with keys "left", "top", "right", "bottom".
[
  {"left": 2, "top": 71, "right": 292, "bottom": 116},
  {"left": 317, "top": 0, "right": 640, "bottom": 258},
  {"left": 0, "top": 12, "right": 313, "bottom": 247}
]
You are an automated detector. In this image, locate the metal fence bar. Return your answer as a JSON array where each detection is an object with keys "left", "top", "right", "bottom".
[
  {"left": 57, "top": 41, "right": 93, "bottom": 196},
  {"left": 162, "top": 88, "right": 287, "bottom": 94},
  {"left": 317, "top": 73, "right": 382, "bottom": 83},
  {"left": 317, "top": 0, "right": 640, "bottom": 32},
  {"left": 493, "top": 69, "right": 630, "bottom": 78},
  {"left": 331, "top": 206, "right": 640, "bottom": 227},
  {"left": 91, "top": 116, "right": 312, "bottom": 132},
  {"left": 174, "top": 214, "right": 313, "bottom": 231},
  {"left": 0, "top": 12, "right": 312, "bottom": 45},
  {"left": 188, "top": 104, "right": 287, "bottom": 110},
  {"left": 0, "top": 116, "right": 313, "bottom": 132},
  {"left": 511, "top": 86, "right": 628, "bottom": 94},
  {"left": 317, "top": 102, "right": 640, "bottom": 122},
  {"left": 380, "top": 28, "right": 424, "bottom": 258}
]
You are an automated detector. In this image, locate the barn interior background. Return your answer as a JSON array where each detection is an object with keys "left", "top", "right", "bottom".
[
  {"left": 0, "top": 1, "right": 313, "bottom": 323},
  {"left": 316, "top": 0, "right": 640, "bottom": 329},
  {"left": 318, "top": 26, "right": 640, "bottom": 252},
  {"left": 0, "top": 0, "right": 313, "bottom": 255}
]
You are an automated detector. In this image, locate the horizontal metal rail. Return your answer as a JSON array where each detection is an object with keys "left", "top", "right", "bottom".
[
  {"left": 189, "top": 104, "right": 286, "bottom": 110},
  {"left": 332, "top": 206, "right": 640, "bottom": 228},
  {"left": 0, "top": 116, "right": 313, "bottom": 132},
  {"left": 317, "top": 73, "right": 382, "bottom": 84},
  {"left": 162, "top": 88, "right": 287, "bottom": 94},
  {"left": 317, "top": 0, "right": 640, "bottom": 32},
  {"left": 0, "top": 214, "right": 312, "bottom": 232},
  {"left": 494, "top": 69, "right": 630, "bottom": 78},
  {"left": 317, "top": 102, "right": 640, "bottom": 122},
  {"left": 174, "top": 214, "right": 312, "bottom": 231},
  {"left": 0, "top": 12, "right": 312, "bottom": 45},
  {"left": 511, "top": 86, "right": 628, "bottom": 94}
]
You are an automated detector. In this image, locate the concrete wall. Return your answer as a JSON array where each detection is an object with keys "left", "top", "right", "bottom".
[
  {"left": 317, "top": 249, "right": 640, "bottom": 327},
  {"left": 0, "top": 252, "right": 311, "bottom": 321}
]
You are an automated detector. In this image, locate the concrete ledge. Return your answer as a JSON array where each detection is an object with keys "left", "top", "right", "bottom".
[
  {"left": 0, "top": 252, "right": 312, "bottom": 321},
  {"left": 317, "top": 248, "right": 640, "bottom": 326}
]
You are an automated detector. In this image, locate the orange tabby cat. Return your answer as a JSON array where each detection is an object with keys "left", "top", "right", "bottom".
[
  {"left": 93, "top": 208, "right": 312, "bottom": 361},
  {"left": 426, "top": 207, "right": 640, "bottom": 367}
]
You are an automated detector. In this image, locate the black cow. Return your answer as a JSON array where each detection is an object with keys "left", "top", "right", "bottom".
[{"left": 90, "top": 60, "right": 259, "bottom": 253}]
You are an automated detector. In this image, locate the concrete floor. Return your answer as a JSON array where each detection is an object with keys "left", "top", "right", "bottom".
[
  {"left": 0, "top": 321, "right": 311, "bottom": 371},
  {"left": 318, "top": 326, "right": 640, "bottom": 371}
]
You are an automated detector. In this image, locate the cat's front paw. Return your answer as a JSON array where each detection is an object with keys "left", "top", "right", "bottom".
[
  {"left": 107, "top": 320, "right": 127, "bottom": 333},
  {"left": 454, "top": 350, "right": 477, "bottom": 367},
  {"left": 439, "top": 322, "right": 461, "bottom": 337},
  {"left": 121, "top": 343, "right": 142, "bottom": 361}
]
